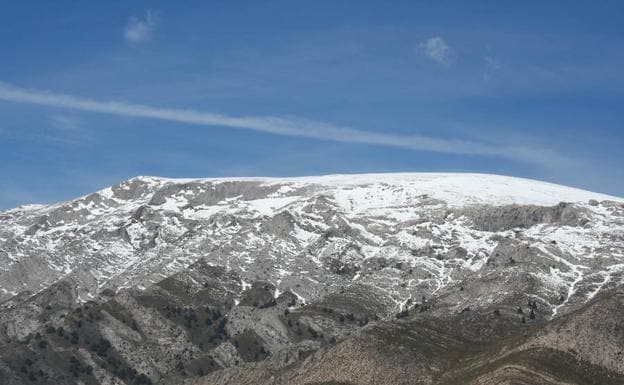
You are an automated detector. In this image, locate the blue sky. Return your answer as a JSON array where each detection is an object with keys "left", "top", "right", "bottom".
[{"left": 1, "top": 1, "right": 623, "bottom": 209}]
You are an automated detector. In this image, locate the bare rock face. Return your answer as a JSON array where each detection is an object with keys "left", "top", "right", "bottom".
[
  {"left": 0, "top": 173, "right": 623, "bottom": 385},
  {"left": 461, "top": 202, "right": 589, "bottom": 232}
]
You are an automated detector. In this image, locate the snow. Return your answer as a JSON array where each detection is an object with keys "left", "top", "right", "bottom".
[
  {"left": 394, "top": 230, "right": 431, "bottom": 249},
  {"left": 244, "top": 196, "right": 301, "bottom": 216},
  {"left": 292, "top": 224, "right": 318, "bottom": 244},
  {"left": 183, "top": 205, "right": 226, "bottom": 220},
  {"left": 290, "top": 289, "right": 307, "bottom": 305},
  {"left": 2, "top": 172, "right": 623, "bottom": 317},
  {"left": 138, "top": 173, "right": 624, "bottom": 207}
]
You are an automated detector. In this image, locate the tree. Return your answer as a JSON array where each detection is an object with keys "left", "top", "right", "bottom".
[
  {"left": 70, "top": 330, "right": 79, "bottom": 344},
  {"left": 134, "top": 373, "right": 152, "bottom": 385}
]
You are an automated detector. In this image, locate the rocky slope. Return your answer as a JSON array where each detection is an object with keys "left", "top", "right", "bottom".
[
  {"left": 190, "top": 285, "right": 624, "bottom": 385},
  {"left": 0, "top": 173, "right": 623, "bottom": 385}
]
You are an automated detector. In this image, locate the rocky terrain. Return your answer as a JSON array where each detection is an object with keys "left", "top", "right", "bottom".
[{"left": 0, "top": 173, "right": 623, "bottom": 385}]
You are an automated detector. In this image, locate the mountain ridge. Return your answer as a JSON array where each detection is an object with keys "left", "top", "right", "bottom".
[
  {"left": 1, "top": 172, "right": 623, "bottom": 384},
  {"left": 7, "top": 172, "right": 622, "bottom": 214}
]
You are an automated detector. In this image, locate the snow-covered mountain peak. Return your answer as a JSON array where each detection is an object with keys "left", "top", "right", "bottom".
[
  {"left": 120, "top": 172, "right": 623, "bottom": 208},
  {"left": 1, "top": 172, "right": 623, "bottom": 324}
]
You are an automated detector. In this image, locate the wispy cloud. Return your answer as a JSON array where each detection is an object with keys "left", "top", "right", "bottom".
[
  {"left": 0, "top": 81, "right": 568, "bottom": 166},
  {"left": 0, "top": 112, "right": 88, "bottom": 146},
  {"left": 483, "top": 56, "right": 502, "bottom": 81},
  {"left": 46, "top": 114, "right": 91, "bottom": 145},
  {"left": 49, "top": 114, "right": 80, "bottom": 131},
  {"left": 124, "top": 11, "right": 158, "bottom": 43},
  {"left": 420, "top": 36, "right": 451, "bottom": 66}
]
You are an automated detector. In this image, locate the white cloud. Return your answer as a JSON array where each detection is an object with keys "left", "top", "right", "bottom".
[
  {"left": 0, "top": 81, "right": 568, "bottom": 166},
  {"left": 420, "top": 36, "right": 451, "bottom": 65},
  {"left": 124, "top": 11, "right": 158, "bottom": 43}
]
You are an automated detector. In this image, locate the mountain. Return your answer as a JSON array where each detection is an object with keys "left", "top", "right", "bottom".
[
  {"left": 0, "top": 173, "right": 623, "bottom": 385},
  {"left": 189, "top": 284, "right": 624, "bottom": 385}
]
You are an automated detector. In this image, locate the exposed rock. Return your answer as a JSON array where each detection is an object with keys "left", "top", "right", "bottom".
[{"left": 461, "top": 202, "right": 588, "bottom": 232}]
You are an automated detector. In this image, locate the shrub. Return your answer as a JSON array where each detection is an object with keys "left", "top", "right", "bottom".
[
  {"left": 396, "top": 309, "right": 409, "bottom": 319},
  {"left": 90, "top": 337, "right": 112, "bottom": 357},
  {"left": 134, "top": 373, "right": 152, "bottom": 384}
]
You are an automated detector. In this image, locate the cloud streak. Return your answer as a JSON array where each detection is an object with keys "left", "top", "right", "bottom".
[{"left": 0, "top": 81, "right": 567, "bottom": 165}]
